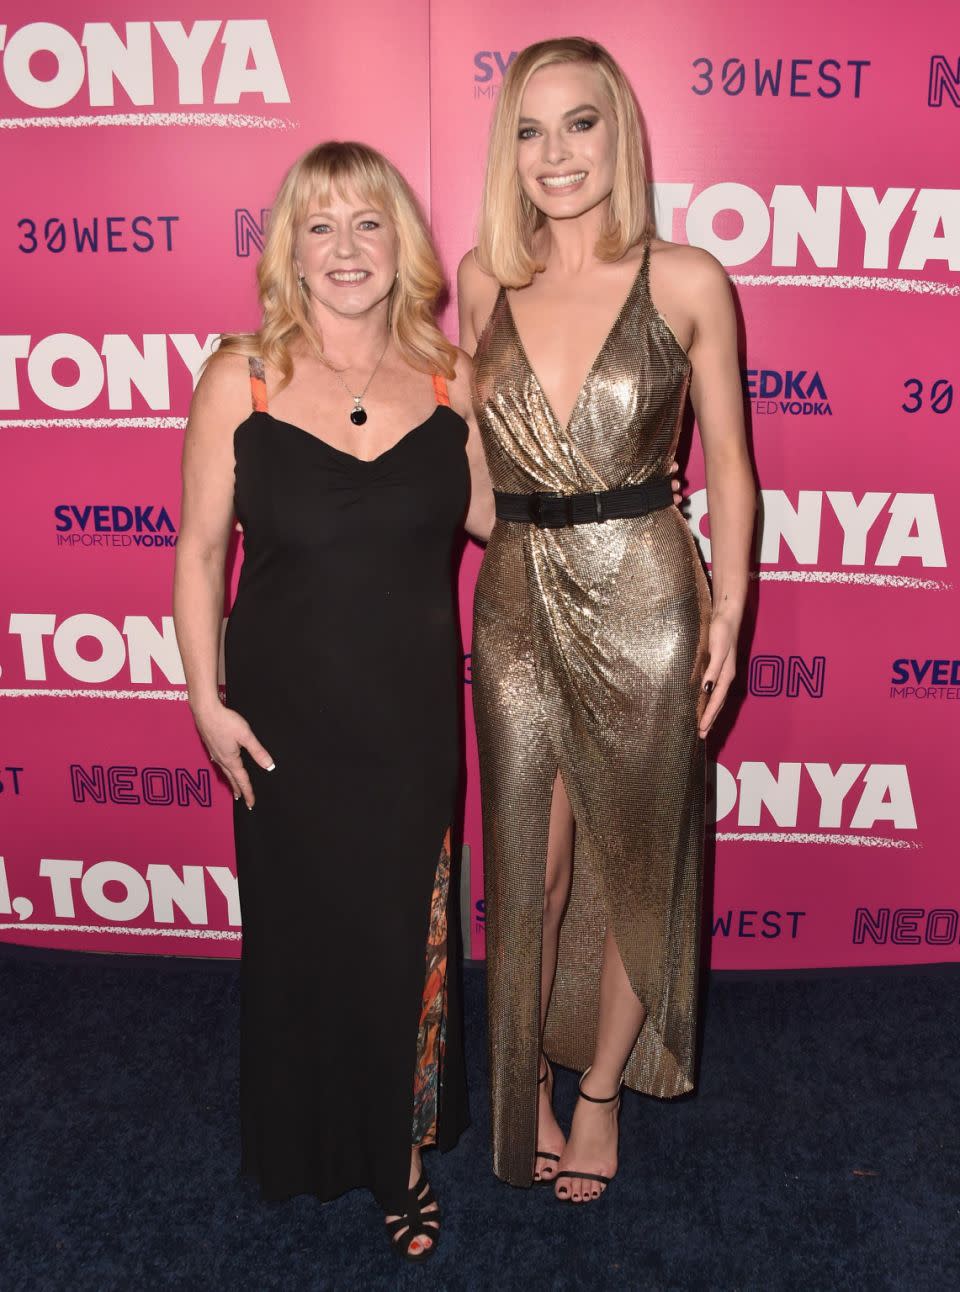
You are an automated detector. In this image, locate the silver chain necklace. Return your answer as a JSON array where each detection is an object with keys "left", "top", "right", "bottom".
[{"left": 329, "top": 338, "right": 390, "bottom": 426}]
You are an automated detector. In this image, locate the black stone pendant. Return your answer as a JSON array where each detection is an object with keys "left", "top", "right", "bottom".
[{"left": 350, "top": 405, "right": 367, "bottom": 427}]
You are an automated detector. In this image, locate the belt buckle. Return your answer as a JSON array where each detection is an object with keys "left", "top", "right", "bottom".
[{"left": 529, "top": 492, "right": 572, "bottom": 528}]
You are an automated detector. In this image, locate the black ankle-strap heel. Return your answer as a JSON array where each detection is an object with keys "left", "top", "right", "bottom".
[
  {"left": 533, "top": 1057, "right": 562, "bottom": 1185},
  {"left": 554, "top": 1065, "right": 623, "bottom": 1202},
  {"left": 384, "top": 1171, "right": 440, "bottom": 1262}
]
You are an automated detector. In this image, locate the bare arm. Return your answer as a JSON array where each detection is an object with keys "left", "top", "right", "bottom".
[
  {"left": 686, "top": 251, "right": 757, "bottom": 737},
  {"left": 172, "top": 352, "right": 274, "bottom": 804},
  {"left": 457, "top": 248, "right": 501, "bottom": 358},
  {"left": 448, "top": 348, "right": 495, "bottom": 542}
]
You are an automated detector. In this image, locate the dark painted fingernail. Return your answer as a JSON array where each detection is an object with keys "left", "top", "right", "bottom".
[{"left": 703, "top": 680, "right": 714, "bottom": 694}]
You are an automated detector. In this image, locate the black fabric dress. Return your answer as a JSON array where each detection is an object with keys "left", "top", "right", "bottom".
[{"left": 225, "top": 359, "right": 470, "bottom": 1212}]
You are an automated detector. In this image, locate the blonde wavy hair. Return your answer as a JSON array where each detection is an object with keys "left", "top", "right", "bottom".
[
  {"left": 216, "top": 141, "right": 456, "bottom": 382},
  {"left": 476, "top": 37, "right": 652, "bottom": 288}
]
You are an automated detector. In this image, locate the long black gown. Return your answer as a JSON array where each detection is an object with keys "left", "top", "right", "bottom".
[{"left": 225, "top": 358, "right": 470, "bottom": 1212}]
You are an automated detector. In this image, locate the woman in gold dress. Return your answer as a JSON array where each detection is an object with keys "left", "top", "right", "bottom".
[{"left": 459, "top": 38, "right": 756, "bottom": 1202}]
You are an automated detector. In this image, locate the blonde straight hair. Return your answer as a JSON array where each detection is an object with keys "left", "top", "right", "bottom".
[
  {"left": 217, "top": 141, "right": 456, "bottom": 382},
  {"left": 476, "top": 37, "right": 652, "bottom": 288}
]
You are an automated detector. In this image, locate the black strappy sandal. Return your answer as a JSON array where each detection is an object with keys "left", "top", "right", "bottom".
[
  {"left": 533, "top": 1058, "right": 562, "bottom": 1185},
  {"left": 384, "top": 1171, "right": 440, "bottom": 1262},
  {"left": 554, "top": 1066, "right": 623, "bottom": 1203}
]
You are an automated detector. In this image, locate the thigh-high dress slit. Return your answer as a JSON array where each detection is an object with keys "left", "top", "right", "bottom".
[{"left": 471, "top": 243, "right": 710, "bottom": 1187}]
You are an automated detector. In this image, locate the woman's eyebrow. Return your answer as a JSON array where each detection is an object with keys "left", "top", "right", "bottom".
[
  {"left": 304, "top": 207, "right": 381, "bottom": 219},
  {"left": 518, "top": 102, "right": 600, "bottom": 125}
]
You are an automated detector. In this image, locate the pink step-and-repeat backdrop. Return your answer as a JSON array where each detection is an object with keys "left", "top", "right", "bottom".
[{"left": 1, "top": 2, "right": 957, "bottom": 968}]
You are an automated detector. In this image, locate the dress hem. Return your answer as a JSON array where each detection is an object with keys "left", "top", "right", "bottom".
[{"left": 239, "top": 1120, "right": 470, "bottom": 1208}]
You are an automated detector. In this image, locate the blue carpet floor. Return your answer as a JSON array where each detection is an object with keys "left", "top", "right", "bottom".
[{"left": 0, "top": 950, "right": 957, "bottom": 1291}]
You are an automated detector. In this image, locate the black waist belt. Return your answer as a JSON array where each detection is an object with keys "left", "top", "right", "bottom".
[{"left": 494, "top": 478, "right": 673, "bottom": 529}]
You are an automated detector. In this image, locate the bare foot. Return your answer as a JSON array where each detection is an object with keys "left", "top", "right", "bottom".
[
  {"left": 534, "top": 1058, "right": 566, "bottom": 1182},
  {"left": 385, "top": 1147, "right": 439, "bottom": 1257},
  {"left": 554, "top": 1072, "right": 620, "bottom": 1204}
]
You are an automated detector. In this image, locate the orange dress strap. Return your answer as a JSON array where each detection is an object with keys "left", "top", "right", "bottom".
[
  {"left": 432, "top": 373, "right": 451, "bottom": 407},
  {"left": 248, "top": 356, "right": 268, "bottom": 413}
]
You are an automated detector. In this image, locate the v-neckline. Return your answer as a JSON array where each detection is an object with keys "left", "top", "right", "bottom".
[{"left": 502, "top": 250, "right": 647, "bottom": 439}]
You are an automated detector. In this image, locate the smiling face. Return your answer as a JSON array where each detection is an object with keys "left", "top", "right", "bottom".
[
  {"left": 294, "top": 188, "right": 399, "bottom": 320},
  {"left": 516, "top": 61, "right": 618, "bottom": 221}
]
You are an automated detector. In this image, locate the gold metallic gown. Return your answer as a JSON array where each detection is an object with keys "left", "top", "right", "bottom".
[{"left": 471, "top": 242, "right": 711, "bottom": 1187}]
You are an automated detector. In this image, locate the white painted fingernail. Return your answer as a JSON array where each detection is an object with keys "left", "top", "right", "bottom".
[
  {"left": 234, "top": 793, "right": 240, "bottom": 801},
  {"left": 266, "top": 763, "right": 276, "bottom": 771},
  {"left": 247, "top": 803, "right": 253, "bottom": 811}
]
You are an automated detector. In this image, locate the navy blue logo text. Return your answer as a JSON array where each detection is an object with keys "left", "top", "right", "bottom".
[
  {"left": 743, "top": 369, "right": 831, "bottom": 417},
  {"left": 890, "top": 657, "right": 960, "bottom": 700},
  {"left": 901, "top": 378, "right": 954, "bottom": 414},
  {"left": 692, "top": 58, "right": 870, "bottom": 98},
  {"left": 0, "top": 766, "right": 25, "bottom": 795},
  {"left": 713, "top": 910, "right": 806, "bottom": 939},
  {"left": 749, "top": 655, "right": 826, "bottom": 698},
  {"left": 928, "top": 56, "right": 960, "bottom": 107},
  {"left": 853, "top": 907, "right": 959, "bottom": 945},
  {"left": 71, "top": 764, "right": 212, "bottom": 808},
  {"left": 18, "top": 215, "right": 179, "bottom": 255},
  {"left": 473, "top": 51, "right": 517, "bottom": 82},
  {"left": 235, "top": 208, "right": 271, "bottom": 258},
  {"left": 55, "top": 504, "right": 177, "bottom": 549},
  {"left": 473, "top": 51, "right": 517, "bottom": 98}
]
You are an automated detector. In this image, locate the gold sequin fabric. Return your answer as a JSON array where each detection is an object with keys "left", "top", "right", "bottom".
[{"left": 471, "top": 242, "right": 711, "bottom": 1187}]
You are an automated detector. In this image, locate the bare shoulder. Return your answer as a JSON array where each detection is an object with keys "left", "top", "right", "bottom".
[
  {"left": 457, "top": 246, "right": 494, "bottom": 291},
  {"left": 190, "top": 347, "right": 253, "bottom": 429},
  {"left": 648, "top": 241, "right": 734, "bottom": 347},
  {"left": 458, "top": 247, "right": 500, "bottom": 307},
  {"left": 649, "top": 239, "right": 731, "bottom": 302},
  {"left": 195, "top": 347, "right": 251, "bottom": 400}
]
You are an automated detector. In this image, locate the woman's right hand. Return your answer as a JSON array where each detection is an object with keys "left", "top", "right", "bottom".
[
  {"left": 192, "top": 700, "right": 275, "bottom": 809},
  {"left": 669, "top": 459, "right": 683, "bottom": 507}
]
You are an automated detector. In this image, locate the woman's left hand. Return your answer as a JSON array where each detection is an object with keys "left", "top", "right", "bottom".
[{"left": 698, "top": 613, "right": 738, "bottom": 738}]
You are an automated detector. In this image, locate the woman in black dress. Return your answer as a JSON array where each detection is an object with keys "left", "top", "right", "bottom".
[{"left": 173, "top": 141, "right": 493, "bottom": 1260}]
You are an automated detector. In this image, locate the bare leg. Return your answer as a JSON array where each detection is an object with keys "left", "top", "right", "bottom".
[
  {"left": 592, "top": 926, "right": 647, "bottom": 1092},
  {"left": 555, "top": 928, "right": 646, "bottom": 1203},
  {"left": 384, "top": 1147, "right": 439, "bottom": 1256},
  {"left": 535, "top": 771, "right": 574, "bottom": 1180}
]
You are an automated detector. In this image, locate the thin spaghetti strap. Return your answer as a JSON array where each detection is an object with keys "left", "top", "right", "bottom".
[
  {"left": 432, "top": 373, "right": 451, "bottom": 407},
  {"left": 639, "top": 236, "right": 652, "bottom": 290},
  {"left": 249, "top": 355, "right": 268, "bottom": 413}
]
